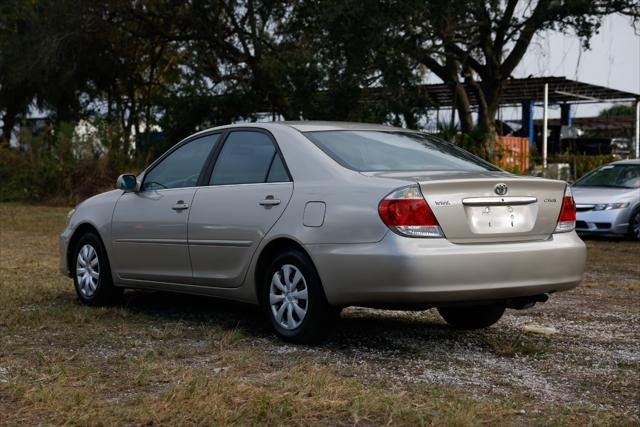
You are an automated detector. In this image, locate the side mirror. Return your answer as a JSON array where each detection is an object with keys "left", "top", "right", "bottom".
[{"left": 116, "top": 174, "right": 138, "bottom": 192}]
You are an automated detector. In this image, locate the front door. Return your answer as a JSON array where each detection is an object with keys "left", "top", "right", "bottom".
[
  {"left": 188, "top": 130, "right": 293, "bottom": 287},
  {"left": 111, "top": 134, "right": 220, "bottom": 284}
]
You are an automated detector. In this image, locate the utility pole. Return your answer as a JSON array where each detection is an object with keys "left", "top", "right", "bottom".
[
  {"left": 635, "top": 98, "right": 639, "bottom": 159},
  {"left": 543, "top": 83, "right": 548, "bottom": 170}
]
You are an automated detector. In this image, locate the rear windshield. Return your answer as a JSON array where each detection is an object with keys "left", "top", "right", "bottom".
[{"left": 303, "top": 130, "right": 499, "bottom": 172}]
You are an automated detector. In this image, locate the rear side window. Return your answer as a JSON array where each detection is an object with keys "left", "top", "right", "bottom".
[
  {"left": 210, "top": 131, "right": 289, "bottom": 185},
  {"left": 142, "top": 134, "right": 219, "bottom": 191},
  {"left": 267, "top": 154, "right": 289, "bottom": 183},
  {"left": 303, "top": 130, "right": 499, "bottom": 172}
]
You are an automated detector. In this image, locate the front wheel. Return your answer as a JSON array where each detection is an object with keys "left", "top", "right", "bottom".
[
  {"left": 73, "top": 233, "right": 123, "bottom": 306},
  {"left": 262, "top": 250, "right": 338, "bottom": 343},
  {"left": 438, "top": 304, "right": 505, "bottom": 330}
]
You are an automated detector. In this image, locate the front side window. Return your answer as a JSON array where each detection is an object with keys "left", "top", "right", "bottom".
[
  {"left": 142, "top": 134, "right": 219, "bottom": 191},
  {"left": 210, "top": 131, "right": 289, "bottom": 185},
  {"left": 303, "top": 130, "right": 499, "bottom": 172},
  {"left": 574, "top": 164, "right": 640, "bottom": 189}
]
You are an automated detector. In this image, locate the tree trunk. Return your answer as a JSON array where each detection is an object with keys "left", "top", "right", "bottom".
[
  {"left": 465, "top": 72, "right": 499, "bottom": 159},
  {"left": 442, "top": 55, "right": 474, "bottom": 134},
  {"left": 402, "top": 108, "right": 418, "bottom": 129},
  {"left": 478, "top": 80, "right": 503, "bottom": 160},
  {"left": 452, "top": 82, "right": 473, "bottom": 133},
  {"left": 1, "top": 106, "right": 17, "bottom": 147}
]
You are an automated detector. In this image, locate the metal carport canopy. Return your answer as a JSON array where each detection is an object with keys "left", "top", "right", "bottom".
[{"left": 388, "top": 76, "right": 639, "bottom": 107}]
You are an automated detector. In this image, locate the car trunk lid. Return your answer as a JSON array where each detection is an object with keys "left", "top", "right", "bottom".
[{"left": 365, "top": 171, "right": 567, "bottom": 243}]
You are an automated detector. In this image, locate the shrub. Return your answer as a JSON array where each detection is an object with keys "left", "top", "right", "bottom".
[
  {"left": 0, "top": 121, "right": 140, "bottom": 204},
  {"left": 543, "top": 154, "right": 616, "bottom": 180}
]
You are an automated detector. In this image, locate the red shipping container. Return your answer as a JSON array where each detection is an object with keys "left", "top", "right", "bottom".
[{"left": 495, "top": 136, "right": 529, "bottom": 172}]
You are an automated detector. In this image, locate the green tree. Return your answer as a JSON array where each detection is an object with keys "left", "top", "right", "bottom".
[
  {"left": 598, "top": 103, "right": 636, "bottom": 117},
  {"left": 401, "top": 0, "right": 640, "bottom": 151},
  {"left": 0, "top": 0, "right": 38, "bottom": 146}
]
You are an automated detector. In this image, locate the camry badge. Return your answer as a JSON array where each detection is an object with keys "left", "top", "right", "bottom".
[{"left": 494, "top": 183, "right": 508, "bottom": 195}]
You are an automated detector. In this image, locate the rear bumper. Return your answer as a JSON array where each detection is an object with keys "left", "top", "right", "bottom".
[{"left": 306, "top": 232, "right": 586, "bottom": 306}]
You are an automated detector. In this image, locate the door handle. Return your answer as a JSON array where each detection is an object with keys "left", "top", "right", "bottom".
[
  {"left": 172, "top": 201, "right": 190, "bottom": 211},
  {"left": 259, "top": 196, "right": 281, "bottom": 206}
]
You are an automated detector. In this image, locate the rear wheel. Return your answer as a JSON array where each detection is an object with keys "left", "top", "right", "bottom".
[
  {"left": 73, "top": 233, "right": 122, "bottom": 306},
  {"left": 438, "top": 304, "right": 505, "bottom": 330},
  {"left": 261, "top": 250, "right": 337, "bottom": 343},
  {"left": 628, "top": 208, "right": 640, "bottom": 241}
]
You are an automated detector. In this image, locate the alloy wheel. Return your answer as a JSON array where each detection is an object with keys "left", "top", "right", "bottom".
[
  {"left": 76, "top": 244, "right": 100, "bottom": 297},
  {"left": 269, "top": 264, "right": 308, "bottom": 330}
]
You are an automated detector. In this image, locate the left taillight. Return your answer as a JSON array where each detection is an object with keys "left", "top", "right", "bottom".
[
  {"left": 554, "top": 186, "right": 576, "bottom": 233},
  {"left": 378, "top": 185, "right": 444, "bottom": 238}
]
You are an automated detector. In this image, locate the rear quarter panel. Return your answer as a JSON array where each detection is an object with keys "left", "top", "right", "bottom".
[{"left": 265, "top": 125, "right": 401, "bottom": 245}]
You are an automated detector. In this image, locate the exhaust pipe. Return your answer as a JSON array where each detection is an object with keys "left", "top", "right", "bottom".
[{"left": 506, "top": 293, "right": 549, "bottom": 310}]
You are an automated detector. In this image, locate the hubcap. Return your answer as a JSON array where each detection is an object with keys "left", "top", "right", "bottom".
[
  {"left": 76, "top": 244, "right": 100, "bottom": 297},
  {"left": 634, "top": 212, "right": 640, "bottom": 239},
  {"left": 269, "top": 264, "right": 308, "bottom": 330}
]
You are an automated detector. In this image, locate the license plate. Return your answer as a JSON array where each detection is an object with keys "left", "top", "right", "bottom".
[{"left": 466, "top": 205, "right": 536, "bottom": 234}]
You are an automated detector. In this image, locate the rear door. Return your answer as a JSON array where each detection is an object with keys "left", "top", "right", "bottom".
[
  {"left": 188, "top": 130, "right": 293, "bottom": 287},
  {"left": 111, "top": 134, "right": 220, "bottom": 283},
  {"left": 420, "top": 176, "right": 567, "bottom": 243}
]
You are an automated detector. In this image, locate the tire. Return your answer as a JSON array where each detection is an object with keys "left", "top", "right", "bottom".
[
  {"left": 261, "top": 249, "right": 338, "bottom": 344},
  {"left": 627, "top": 208, "right": 640, "bottom": 241},
  {"left": 438, "top": 304, "right": 505, "bottom": 330},
  {"left": 72, "top": 232, "right": 123, "bottom": 306}
]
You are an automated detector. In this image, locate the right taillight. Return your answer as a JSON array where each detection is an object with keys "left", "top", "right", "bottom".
[
  {"left": 554, "top": 186, "right": 576, "bottom": 233},
  {"left": 378, "top": 185, "right": 444, "bottom": 238}
]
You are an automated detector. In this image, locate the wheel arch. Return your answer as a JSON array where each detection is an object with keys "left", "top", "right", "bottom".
[
  {"left": 67, "top": 222, "right": 106, "bottom": 274},
  {"left": 628, "top": 203, "right": 640, "bottom": 239},
  {"left": 253, "top": 237, "right": 323, "bottom": 305}
]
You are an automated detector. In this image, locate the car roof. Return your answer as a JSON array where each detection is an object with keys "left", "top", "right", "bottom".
[
  {"left": 279, "top": 121, "right": 410, "bottom": 132},
  {"left": 609, "top": 158, "right": 640, "bottom": 165},
  {"left": 191, "top": 121, "right": 415, "bottom": 137}
]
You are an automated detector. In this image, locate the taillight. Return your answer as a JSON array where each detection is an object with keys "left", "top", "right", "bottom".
[
  {"left": 554, "top": 186, "right": 576, "bottom": 233},
  {"left": 378, "top": 185, "right": 444, "bottom": 238}
]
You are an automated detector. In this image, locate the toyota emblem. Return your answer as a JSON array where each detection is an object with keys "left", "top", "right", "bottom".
[{"left": 494, "top": 183, "right": 508, "bottom": 195}]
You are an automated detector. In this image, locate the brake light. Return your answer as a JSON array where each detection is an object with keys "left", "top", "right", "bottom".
[
  {"left": 554, "top": 186, "right": 576, "bottom": 233},
  {"left": 378, "top": 185, "right": 444, "bottom": 238}
]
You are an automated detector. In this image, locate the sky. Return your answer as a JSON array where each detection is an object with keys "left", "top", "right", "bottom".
[{"left": 509, "top": 13, "right": 640, "bottom": 121}]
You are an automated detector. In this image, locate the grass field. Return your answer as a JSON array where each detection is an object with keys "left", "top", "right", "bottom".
[{"left": 1, "top": 203, "right": 639, "bottom": 426}]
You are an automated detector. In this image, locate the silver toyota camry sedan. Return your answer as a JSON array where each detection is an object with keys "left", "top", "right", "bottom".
[
  {"left": 60, "top": 122, "right": 586, "bottom": 343},
  {"left": 572, "top": 159, "right": 640, "bottom": 240}
]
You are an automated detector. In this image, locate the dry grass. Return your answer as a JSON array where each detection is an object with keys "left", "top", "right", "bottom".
[{"left": 1, "top": 203, "right": 638, "bottom": 426}]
